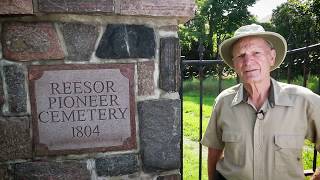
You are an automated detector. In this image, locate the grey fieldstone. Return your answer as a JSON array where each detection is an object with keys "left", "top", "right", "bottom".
[
  {"left": 60, "top": 23, "right": 99, "bottom": 61},
  {"left": 14, "top": 161, "right": 90, "bottom": 179},
  {"left": 96, "top": 24, "right": 155, "bottom": 59},
  {"left": 2, "top": 22, "right": 64, "bottom": 61},
  {"left": 157, "top": 174, "right": 181, "bottom": 180},
  {"left": 0, "top": 68, "right": 4, "bottom": 115},
  {"left": 0, "top": 116, "right": 31, "bottom": 161},
  {"left": 0, "top": 0, "right": 33, "bottom": 14},
  {"left": 138, "top": 99, "right": 181, "bottom": 171},
  {"left": 96, "top": 153, "right": 139, "bottom": 176},
  {"left": 0, "top": 24, "right": 2, "bottom": 59},
  {"left": 2, "top": 63, "right": 27, "bottom": 115},
  {"left": 0, "top": 164, "right": 11, "bottom": 180},
  {"left": 138, "top": 61, "right": 155, "bottom": 96},
  {"left": 159, "top": 37, "right": 181, "bottom": 92},
  {"left": 159, "top": 25, "right": 178, "bottom": 32}
]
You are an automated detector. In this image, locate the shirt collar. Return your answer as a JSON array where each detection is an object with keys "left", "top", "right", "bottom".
[
  {"left": 231, "top": 83, "right": 246, "bottom": 106},
  {"left": 231, "top": 78, "right": 293, "bottom": 107},
  {"left": 271, "top": 78, "right": 294, "bottom": 106}
]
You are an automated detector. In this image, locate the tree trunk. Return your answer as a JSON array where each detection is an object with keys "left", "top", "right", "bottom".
[{"left": 207, "top": 16, "right": 215, "bottom": 59}]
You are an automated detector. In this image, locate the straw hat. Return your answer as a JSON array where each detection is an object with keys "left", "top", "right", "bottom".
[{"left": 219, "top": 24, "right": 287, "bottom": 71}]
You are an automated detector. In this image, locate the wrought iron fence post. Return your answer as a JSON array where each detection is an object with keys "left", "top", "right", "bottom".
[
  {"left": 218, "top": 59, "right": 223, "bottom": 94},
  {"left": 303, "top": 52, "right": 309, "bottom": 87},
  {"left": 287, "top": 58, "right": 292, "bottom": 84},
  {"left": 180, "top": 56, "right": 185, "bottom": 179},
  {"left": 198, "top": 42, "right": 205, "bottom": 180}
]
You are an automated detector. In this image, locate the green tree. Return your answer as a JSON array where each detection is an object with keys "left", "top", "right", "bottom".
[
  {"left": 202, "top": 0, "right": 256, "bottom": 59},
  {"left": 179, "top": 0, "right": 256, "bottom": 59},
  {"left": 310, "top": 0, "right": 320, "bottom": 33},
  {"left": 271, "top": 0, "right": 320, "bottom": 79},
  {"left": 179, "top": 1, "right": 207, "bottom": 59},
  {"left": 271, "top": 0, "right": 319, "bottom": 49}
]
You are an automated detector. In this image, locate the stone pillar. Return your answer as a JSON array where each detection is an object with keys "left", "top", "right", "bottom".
[{"left": 0, "top": 0, "right": 195, "bottom": 179}]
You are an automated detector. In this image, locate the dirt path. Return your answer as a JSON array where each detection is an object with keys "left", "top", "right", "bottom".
[{"left": 183, "top": 136, "right": 208, "bottom": 159}]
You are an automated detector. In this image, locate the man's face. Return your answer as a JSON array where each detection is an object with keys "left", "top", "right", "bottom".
[{"left": 232, "top": 36, "right": 276, "bottom": 84}]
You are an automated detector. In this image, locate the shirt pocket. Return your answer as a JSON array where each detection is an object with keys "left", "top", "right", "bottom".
[
  {"left": 274, "top": 134, "right": 304, "bottom": 179},
  {"left": 222, "top": 131, "right": 244, "bottom": 166}
]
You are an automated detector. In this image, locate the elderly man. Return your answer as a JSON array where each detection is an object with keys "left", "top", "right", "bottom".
[{"left": 201, "top": 24, "right": 320, "bottom": 180}]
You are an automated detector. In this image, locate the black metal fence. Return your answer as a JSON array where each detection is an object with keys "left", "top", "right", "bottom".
[{"left": 180, "top": 43, "right": 320, "bottom": 179}]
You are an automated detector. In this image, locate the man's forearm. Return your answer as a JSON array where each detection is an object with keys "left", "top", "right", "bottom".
[{"left": 208, "top": 147, "right": 223, "bottom": 180}]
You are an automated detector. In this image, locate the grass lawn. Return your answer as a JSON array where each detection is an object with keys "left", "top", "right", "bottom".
[
  {"left": 182, "top": 76, "right": 320, "bottom": 180},
  {"left": 183, "top": 139, "right": 208, "bottom": 180}
]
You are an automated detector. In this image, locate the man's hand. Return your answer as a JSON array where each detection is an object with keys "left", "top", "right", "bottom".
[{"left": 312, "top": 168, "right": 320, "bottom": 180}]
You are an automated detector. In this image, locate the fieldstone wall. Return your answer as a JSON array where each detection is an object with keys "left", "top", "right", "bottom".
[{"left": 0, "top": 0, "right": 195, "bottom": 180}]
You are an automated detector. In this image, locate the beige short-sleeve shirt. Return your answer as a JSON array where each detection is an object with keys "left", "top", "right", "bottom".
[{"left": 201, "top": 78, "right": 320, "bottom": 180}]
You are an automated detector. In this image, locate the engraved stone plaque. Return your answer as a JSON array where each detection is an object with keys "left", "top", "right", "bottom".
[{"left": 29, "top": 64, "right": 136, "bottom": 155}]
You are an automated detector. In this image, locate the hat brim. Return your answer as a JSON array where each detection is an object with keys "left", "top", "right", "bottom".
[{"left": 219, "top": 32, "right": 287, "bottom": 71}]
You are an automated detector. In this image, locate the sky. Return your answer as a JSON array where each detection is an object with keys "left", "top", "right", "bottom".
[{"left": 248, "top": 0, "right": 287, "bottom": 22}]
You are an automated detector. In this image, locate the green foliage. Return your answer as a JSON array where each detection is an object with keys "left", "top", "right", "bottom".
[
  {"left": 271, "top": 0, "right": 320, "bottom": 49},
  {"left": 303, "top": 140, "right": 320, "bottom": 171},
  {"left": 180, "top": 0, "right": 320, "bottom": 79},
  {"left": 267, "top": 0, "right": 320, "bottom": 78},
  {"left": 179, "top": 0, "right": 257, "bottom": 59},
  {"left": 201, "top": 0, "right": 256, "bottom": 57}
]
